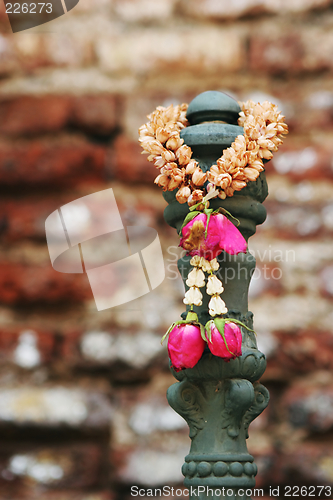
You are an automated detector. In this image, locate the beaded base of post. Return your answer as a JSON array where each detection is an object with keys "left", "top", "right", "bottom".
[{"left": 139, "top": 91, "right": 288, "bottom": 500}]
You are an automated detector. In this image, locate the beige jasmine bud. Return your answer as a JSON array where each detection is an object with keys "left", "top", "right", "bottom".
[
  {"left": 144, "top": 139, "right": 165, "bottom": 155},
  {"left": 156, "top": 127, "right": 171, "bottom": 144},
  {"left": 250, "top": 159, "right": 264, "bottom": 172},
  {"left": 210, "top": 259, "right": 219, "bottom": 271},
  {"left": 192, "top": 167, "right": 207, "bottom": 186},
  {"left": 190, "top": 256, "right": 201, "bottom": 268},
  {"left": 168, "top": 177, "right": 182, "bottom": 191},
  {"left": 162, "top": 149, "right": 176, "bottom": 162},
  {"left": 232, "top": 180, "right": 247, "bottom": 191},
  {"left": 186, "top": 268, "right": 206, "bottom": 288},
  {"left": 188, "top": 189, "right": 204, "bottom": 207},
  {"left": 259, "top": 149, "right": 274, "bottom": 160},
  {"left": 206, "top": 275, "right": 224, "bottom": 296},
  {"left": 183, "top": 287, "right": 203, "bottom": 307},
  {"left": 154, "top": 173, "right": 168, "bottom": 189},
  {"left": 208, "top": 295, "right": 228, "bottom": 317},
  {"left": 154, "top": 156, "right": 166, "bottom": 168},
  {"left": 225, "top": 186, "right": 235, "bottom": 197},
  {"left": 186, "top": 159, "right": 198, "bottom": 175},
  {"left": 201, "top": 258, "right": 212, "bottom": 273},
  {"left": 217, "top": 173, "right": 232, "bottom": 190},
  {"left": 244, "top": 167, "right": 259, "bottom": 182},
  {"left": 176, "top": 145, "right": 192, "bottom": 166},
  {"left": 166, "top": 136, "right": 184, "bottom": 150},
  {"left": 176, "top": 185, "right": 191, "bottom": 204}
]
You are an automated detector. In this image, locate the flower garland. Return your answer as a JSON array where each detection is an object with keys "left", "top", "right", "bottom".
[
  {"left": 160, "top": 210, "right": 251, "bottom": 372},
  {"left": 139, "top": 97, "right": 288, "bottom": 372},
  {"left": 139, "top": 100, "right": 288, "bottom": 205}
]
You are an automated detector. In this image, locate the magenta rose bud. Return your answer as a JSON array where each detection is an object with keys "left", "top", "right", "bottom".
[
  {"left": 167, "top": 323, "right": 206, "bottom": 372},
  {"left": 180, "top": 213, "right": 247, "bottom": 259},
  {"left": 206, "top": 321, "right": 242, "bottom": 360}
]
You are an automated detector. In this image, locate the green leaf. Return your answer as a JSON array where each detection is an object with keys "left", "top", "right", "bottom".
[
  {"left": 200, "top": 324, "right": 207, "bottom": 342},
  {"left": 204, "top": 208, "right": 214, "bottom": 215},
  {"left": 189, "top": 201, "right": 204, "bottom": 212},
  {"left": 161, "top": 322, "right": 176, "bottom": 345},
  {"left": 204, "top": 320, "right": 213, "bottom": 342},
  {"left": 214, "top": 318, "right": 235, "bottom": 356},
  {"left": 161, "top": 320, "right": 184, "bottom": 344},
  {"left": 204, "top": 208, "right": 213, "bottom": 239},
  {"left": 179, "top": 211, "right": 200, "bottom": 235},
  {"left": 225, "top": 318, "right": 256, "bottom": 334},
  {"left": 213, "top": 317, "right": 225, "bottom": 332},
  {"left": 186, "top": 310, "right": 199, "bottom": 322}
]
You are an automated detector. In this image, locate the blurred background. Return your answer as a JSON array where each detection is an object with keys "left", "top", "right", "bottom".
[{"left": 0, "top": 0, "right": 333, "bottom": 499}]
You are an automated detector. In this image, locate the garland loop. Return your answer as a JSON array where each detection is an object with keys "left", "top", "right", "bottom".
[{"left": 139, "top": 100, "right": 288, "bottom": 205}]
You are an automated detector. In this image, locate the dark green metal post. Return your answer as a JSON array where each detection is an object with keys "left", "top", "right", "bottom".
[{"left": 163, "top": 92, "right": 270, "bottom": 500}]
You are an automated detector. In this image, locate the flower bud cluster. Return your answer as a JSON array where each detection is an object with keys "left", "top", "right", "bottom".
[
  {"left": 208, "top": 100, "right": 289, "bottom": 199},
  {"left": 139, "top": 103, "right": 207, "bottom": 205},
  {"left": 164, "top": 256, "right": 246, "bottom": 372},
  {"left": 166, "top": 315, "right": 243, "bottom": 372},
  {"left": 139, "top": 100, "right": 288, "bottom": 205}
]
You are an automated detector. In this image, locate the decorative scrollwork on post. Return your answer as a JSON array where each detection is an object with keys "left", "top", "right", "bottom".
[
  {"left": 221, "top": 379, "right": 255, "bottom": 439},
  {"left": 244, "top": 383, "right": 270, "bottom": 439},
  {"left": 167, "top": 380, "right": 205, "bottom": 438}
]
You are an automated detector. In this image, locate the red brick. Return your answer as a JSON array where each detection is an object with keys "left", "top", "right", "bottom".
[
  {"left": 109, "top": 135, "right": 157, "bottom": 184},
  {"left": 0, "top": 97, "right": 72, "bottom": 136},
  {"left": 0, "top": 139, "right": 106, "bottom": 187},
  {"left": 0, "top": 186, "right": 164, "bottom": 243},
  {"left": 179, "top": 0, "right": 331, "bottom": 19},
  {"left": 269, "top": 143, "right": 333, "bottom": 182},
  {"left": 96, "top": 27, "right": 244, "bottom": 75},
  {"left": 0, "top": 0, "right": 10, "bottom": 24},
  {"left": 320, "top": 265, "right": 333, "bottom": 297},
  {"left": 0, "top": 35, "right": 18, "bottom": 76},
  {"left": 286, "top": 99, "right": 333, "bottom": 134},
  {"left": 249, "top": 262, "right": 284, "bottom": 298},
  {"left": 260, "top": 201, "right": 324, "bottom": 240},
  {"left": 0, "top": 195, "right": 82, "bottom": 241},
  {"left": 265, "top": 330, "right": 333, "bottom": 377},
  {"left": 71, "top": 95, "right": 119, "bottom": 135},
  {"left": 0, "top": 95, "right": 121, "bottom": 138},
  {"left": 0, "top": 263, "right": 91, "bottom": 305},
  {"left": 282, "top": 380, "right": 333, "bottom": 432},
  {"left": 250, "top": 32, "right": 305, "bottom": 74},
  {"left": 34, "top": 492, "right": 114, "bottom": 500},
  {"left": 252, "top": 451, "right": 281, "bottom": 490},
  {"left": 249, "top": 27, "right": 333, "bottom": 75},
  {"left": 0, "top": 198, "right": 59, "bottom": 241},
  {"left": 282, "top": 441, "right": 333, "bottom": 486}
]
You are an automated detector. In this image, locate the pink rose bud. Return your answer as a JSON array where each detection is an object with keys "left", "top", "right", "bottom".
[
  {"left": 206, "top": 321, "right": 242, "bottom": 360},
  {"left": 167, "top": 323, "right": 206, "bottom": 372},
  {"left": 180, "top": 213, "right": 247, "bottom": 260}
]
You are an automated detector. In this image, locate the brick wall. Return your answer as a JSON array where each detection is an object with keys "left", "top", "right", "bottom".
[{"left": 0, "top": 1, "right": 333, "bottom": 498}]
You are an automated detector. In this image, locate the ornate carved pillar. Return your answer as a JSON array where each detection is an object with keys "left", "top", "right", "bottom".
[{"left": 163, "top": 91, "right": 270, "bottom": 500}]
